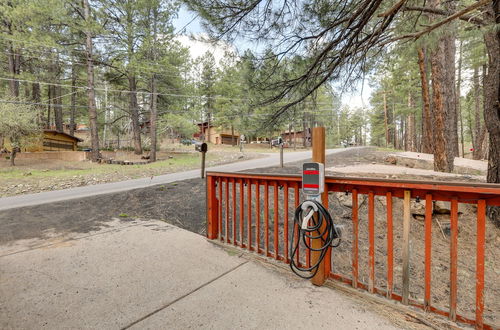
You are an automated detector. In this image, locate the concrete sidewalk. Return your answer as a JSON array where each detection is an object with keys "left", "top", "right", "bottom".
[
  {"left": 0, "top": 148, "right": 352, "bottom": 211},
  {"left": 1, "top": 219, "right": 401, "bottom": 329}
]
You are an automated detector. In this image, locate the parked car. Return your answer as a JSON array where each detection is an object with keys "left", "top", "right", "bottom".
[{"left": 180, "top": 139, "right": 196, "bottom": 146}]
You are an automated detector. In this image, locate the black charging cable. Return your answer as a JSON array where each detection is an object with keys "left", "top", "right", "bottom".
[{"left": 290, "top": 200, "right": 341, "bottom": 279}]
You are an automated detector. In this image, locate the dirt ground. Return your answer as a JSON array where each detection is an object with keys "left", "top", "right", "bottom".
[{"left": 1, "top": 147, "right": 498, "bottom": 326}]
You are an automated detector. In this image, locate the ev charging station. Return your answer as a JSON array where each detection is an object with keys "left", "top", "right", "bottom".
[{"left": 290, "top": 132, "right": 342, "bottom": 283}]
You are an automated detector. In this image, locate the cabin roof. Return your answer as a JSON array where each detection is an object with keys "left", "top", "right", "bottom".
[{"left": 43, "top": 130, "right": 84, "bottom": 142}]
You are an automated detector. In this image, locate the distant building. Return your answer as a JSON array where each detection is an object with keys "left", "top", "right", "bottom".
[
  {"left": 4, "top": 130, "right": 83, "bottom": 152},
  {"left": 281, "top": 129, "right": 308, "bottom": 146},
  {"left": 195, "top": 122, "right": 239, "bottom": 145}
]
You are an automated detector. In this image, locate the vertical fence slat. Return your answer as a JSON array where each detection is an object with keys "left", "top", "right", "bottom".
[
  {"left": 256, "top": 180, "right": 261, "bottom": 254},
  {"left": 352, "top": 189, "right": 359, "bottom": 289},
  {"left": 247, "top": 179, "right": 252, "bottom": 251},
  {"left": 239, "top": 179, "right": 244, "bottom": 247},
  {"left": 424, "top": 193, "right": 433, "bottom": 310},
  {"left": 232, "top": 178, "right": 236, "bottom": 246},
  {"left": 368, "top": 191, "right": 375, "bottom": 293},
  {"left": 294, "top": 182, "right": 300, "bottom": 265},
  {"left": 476, "top": 199, "right": 486, "bottom": 329},
  {"left": 225, "top": 178, "right": 229, "bottom": 244},
  {"left": 323, "top": 186, "right": 331, "bottom": 277},
  {"left": 274, "top": 181, "right": 279, "bottom": 259},
  {"left": 402, "top": 190, "right": 411, "bottom": 305},
  {"left": 386, "top": 191, "right": 393, "bottom": 299},
  {"left": 284, "top": 183, "right": 289, "bottom": 263},
  {"left": 218, "top": 177, "right": 223, "bottom": 241},
  {"left": 449, "top": 197, "right": 458, "bottom": 321},
  {"left": 206, "top": 175, "right": 218, "bottom": 239},
  {"left": 264, "top": 181, "right": 269, "bottom": 256}
]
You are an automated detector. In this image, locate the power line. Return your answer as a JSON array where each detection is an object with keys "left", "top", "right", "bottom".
[
  {"left": 0, "top": 98, "right": 342, "bottom": 120},
  {"left": 1, "top": 36, "right": 235, "bottom": 83},
  {"left": 0, "top": 76, "right": 344, "bottom": 108}
]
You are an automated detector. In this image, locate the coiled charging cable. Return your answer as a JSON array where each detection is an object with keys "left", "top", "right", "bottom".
[{"left": 290, "top": 200, "right": 341, "bottom": 279}]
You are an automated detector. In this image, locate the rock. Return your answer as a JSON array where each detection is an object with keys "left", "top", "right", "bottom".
[
  {"left": 411, "top": 199, "right": 430, "bottom": 216},
  {"left": 434, "top": 201, "right": 450, "bottom": 214},
  {"left": 413, "top": 215, "right": 425, "bottom": 221},
  {"left": 341, "top": 210, "right": 352, "bottom": 219},
  {"left": 433, "top": 201, "right": 468, "bottom": 215},
  {"left": 337, "top": 194, "right": 352, "bottom": 208},
  {"left": 384, "top": 156, "right": 397, "bottom": 165}
]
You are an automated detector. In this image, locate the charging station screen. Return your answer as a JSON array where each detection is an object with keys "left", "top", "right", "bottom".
[{"left": 302, "top": 163, "right": 323, "bottom": 195}]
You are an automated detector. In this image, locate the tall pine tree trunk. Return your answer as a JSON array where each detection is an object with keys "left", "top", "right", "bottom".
[
  {"left": 149, "top": 75, "right": 158, "bottom": 162},
  {"left": 128, "top": 75, "right": 142, "bottom": 154},
  {"left": 54, "top": 84, "right": 63, "bottom": 132},
  {"left": 231, "top": 125, "right": 235, "bottom": 146},
  {"left": 7, "top": 42, "right": 20, "bottom": 98},
  {"left": 383, "top": 91, "right": 389, "bottom": 147},
  {"left": 443, "top": 0, "right": 459, "bottom": 158},
  {"left": 457, "top": 40, "right": 465, "bottom": 157},
  {"left": 482, "top": 0, "right": 500, "bottom": 223},
  {"left": 430, "top": 43, "right": 453, "bottom": 172},
  {"left": 70, "top": 63, "right": 77, "bottom": 136},
  {"left": 407, "top": 92, "right": 417, "bottom": 152},
  {"left": 83, "top": 0, "right": 100, "bottom": 162},
  {"left": 429, "top": 0, "right": 454, "bottom": 172},
  {"left": 32, "top": 82, "right": 43, "bottom": 126},
  {"left": 47, "top": 85, "right": 53, "bottom": 129},
  {"left": 472, "top": 67, "right": 485, "bottom": 159}
]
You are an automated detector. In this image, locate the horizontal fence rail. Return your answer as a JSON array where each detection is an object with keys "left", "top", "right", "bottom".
[{"left": 206, "top": 171, "right": 500, "bottom": 329}]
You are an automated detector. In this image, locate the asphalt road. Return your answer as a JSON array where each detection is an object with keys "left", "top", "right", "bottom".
[{"left": 0, "top": 148, "right": 353, "bottom": 211}]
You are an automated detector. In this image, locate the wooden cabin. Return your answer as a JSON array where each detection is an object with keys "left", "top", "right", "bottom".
[
  {"left": 4, "top": 130, "right": 83, "bottom": 152},
  {"left": 195, "top": 122, "right": 239, "bottom": 145}
]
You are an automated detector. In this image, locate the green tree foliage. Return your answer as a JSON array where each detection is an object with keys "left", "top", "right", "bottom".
[{"left": 0, "top": 99, "right": 41, "bottom": 165}]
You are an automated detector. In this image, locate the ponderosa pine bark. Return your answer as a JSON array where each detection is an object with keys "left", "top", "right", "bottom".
[
  {"left": 31, "top": 82, "right": 43, "bottom": 126},
  {"left": 128, "top": 76, "right": 142, "bottom": 155},
  {"left": 472, "top": 67, "right": 486, "bottom": 159},
  {"left": 443, "top": 0, "right": 459, "bottom": 159},
  {"left": 429, "top": 0, "right": 454, "bottom": 172},
  {"left": 482, "top": 0, "right": 500, "bottom": 223},
  {"left": 149, "top": 75, "right": 158, "bottom": 162},
  {"left": 457, "top": 39, "right": 465, "bottom": 157},
  {"left": 430, "top": 40, "right": 453, "bottom": 172},
  {"left": 70, "top": 64, "right": 77, "bottom": 136},
  {"left": 83, "top": 0, "right": 100, "bottom": 162},
  {"left": 7, "top": 42, "right": 20, "bottom": 98},
  {"left": 54, "top": 84, "right": 63, "bottom": 132}
]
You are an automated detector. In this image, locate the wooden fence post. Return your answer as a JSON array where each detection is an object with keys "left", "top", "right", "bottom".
[
  {"left": 206, "top": 175, "right": 219, "bottom": 239},
  {"left": 311, "top": 126, "right": 327, "bottom": 286},
  {"left": 402, "top": 190, "right": 411, "bottom": 304}
]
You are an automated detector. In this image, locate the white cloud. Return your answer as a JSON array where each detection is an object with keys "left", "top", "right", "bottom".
[{"left": 176, "top": 34, "right": 237, "bottom": 65}]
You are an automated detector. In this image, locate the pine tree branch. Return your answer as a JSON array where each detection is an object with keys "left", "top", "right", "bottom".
[
  {"left": 403, "top": 5, "right": 484, "bottom": 25},
  {"left": 378, "top": 0, "right": 407, "bottom": 17},
  {"left": 391, "top": 0, "right": 491, "bottom": 42}
]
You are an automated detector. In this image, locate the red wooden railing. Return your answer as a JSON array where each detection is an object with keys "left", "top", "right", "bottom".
[{"left": 206, "top": 171, "right": 500, "bottom": 329}]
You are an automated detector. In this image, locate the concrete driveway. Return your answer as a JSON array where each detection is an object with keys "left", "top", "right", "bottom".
[{"left": 0, "top": 219, "right": 401, "bottom": 329}]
